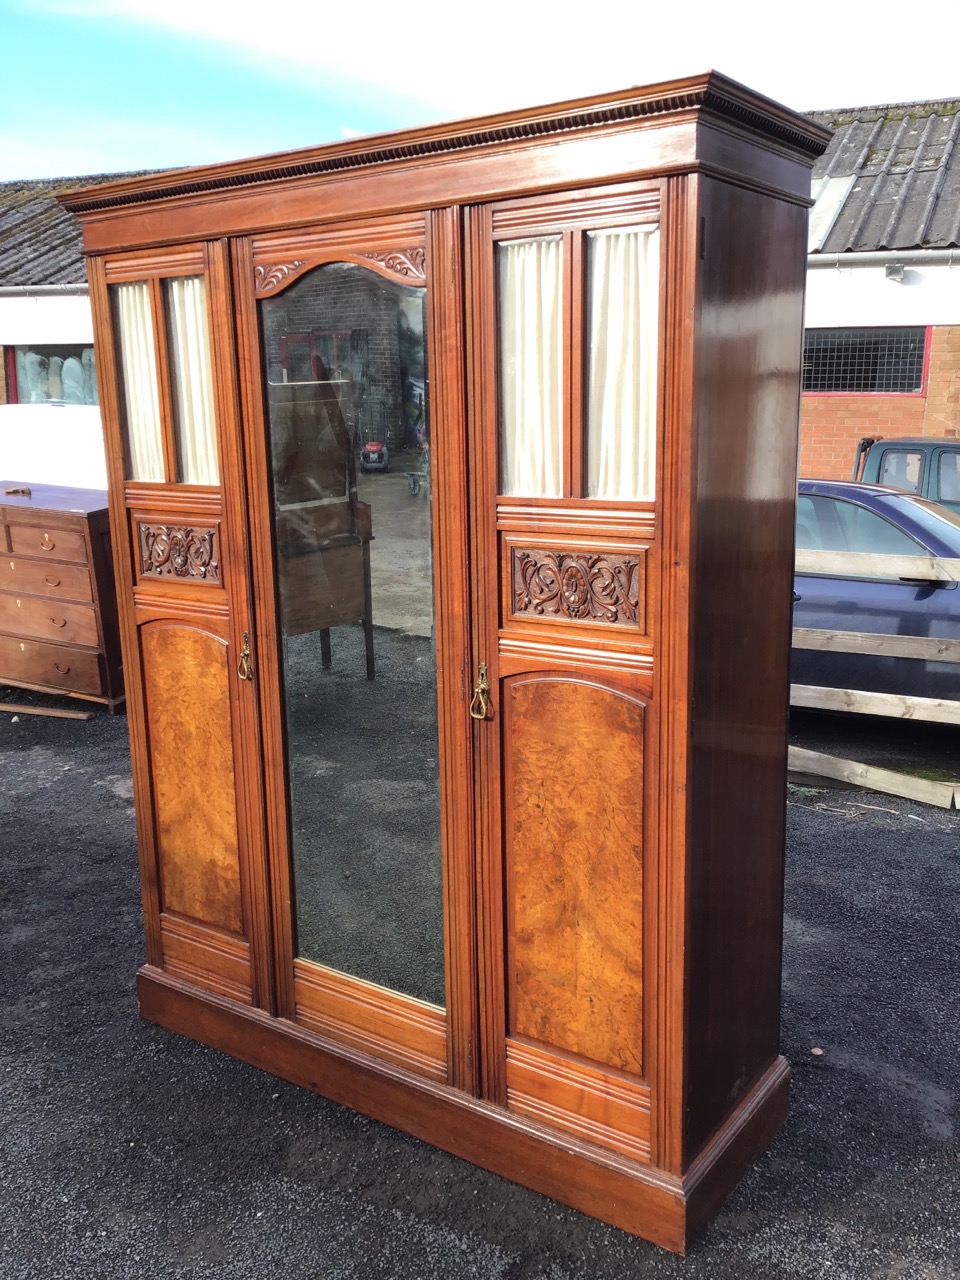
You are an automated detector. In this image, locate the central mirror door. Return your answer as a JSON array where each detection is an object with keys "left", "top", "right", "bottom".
[
  {"left": 243, "top": 193, "right": 658, "bottom": 1119},
  {"left": 251, "top": 240, "right": 456, "bottom": 1081}
]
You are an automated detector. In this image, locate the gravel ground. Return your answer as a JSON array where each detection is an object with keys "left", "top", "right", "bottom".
[{"left": 1, "top": 695, "right": 958, "bottom": 1279}]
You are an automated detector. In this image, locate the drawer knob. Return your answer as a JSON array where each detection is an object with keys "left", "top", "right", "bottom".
[
  {"left": 45, "top": 576, "right": 61, "bottom": 587},
  {"left": 54, "top": 662, "right": 70, "bottom": 674},
  {"left": 40, "top": 533, "right": 55, "bottom": 551},
  {"left": 51, "top": 617, "right": 67, "bottom": 629}
]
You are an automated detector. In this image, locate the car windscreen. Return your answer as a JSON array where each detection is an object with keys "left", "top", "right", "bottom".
[{"left": 882, "top": 494, "right": 960, "bottom": 554}]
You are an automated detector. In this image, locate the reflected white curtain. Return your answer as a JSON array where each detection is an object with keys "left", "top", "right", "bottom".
[
  {"left": 115, "top": 282, "right": 164, "bottom": 482},
  {"left": 166, "top": 276, "right": 219, "bottom": 485},
  {"left": 587, "top": 226, "right": 659, "bottom": 501},
  {"left": 499, "top": 237, "right": 563, "bottom": 498}
]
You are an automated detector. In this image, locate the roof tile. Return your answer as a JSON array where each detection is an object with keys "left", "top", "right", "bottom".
[
  {"left": 0, "top": 174, "right": 145, "bottom": 286},
  {"left": 808, "top": 100, "right": 960, "bottom": 253}
]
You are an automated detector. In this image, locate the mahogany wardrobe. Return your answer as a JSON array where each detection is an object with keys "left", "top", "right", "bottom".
[{"left": 62, "top": 72, "right": 830, "bottom": 1252}]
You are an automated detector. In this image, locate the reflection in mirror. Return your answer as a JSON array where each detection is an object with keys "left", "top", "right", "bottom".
[{"left": 260, "top": 262, "right": 443, "bottom": 1007}]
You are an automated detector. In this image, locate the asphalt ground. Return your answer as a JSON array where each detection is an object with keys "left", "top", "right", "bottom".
[{"left": 1, "top": 691, "right": 958, "bottom": 1279}]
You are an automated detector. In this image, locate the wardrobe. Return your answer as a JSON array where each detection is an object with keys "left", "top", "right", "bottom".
[{"left": 62, "top": 71, "right": 830, "bottom": 1252}]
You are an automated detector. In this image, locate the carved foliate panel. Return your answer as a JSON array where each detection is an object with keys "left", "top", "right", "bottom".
[
  {"left": 511, "top": 548, "right": 642, "bottom": 629},
  {"left": 254, "top": 261, "right": 307, "bottom": 296},
  {"left": 254, "top": 249, "right": 425, "bottom": 297},
  {"left": 138, "top": 523, "right": 221, "bottom": 584},
  {"left": 357, "top": 248, "right": 426, "bottom": 282}
]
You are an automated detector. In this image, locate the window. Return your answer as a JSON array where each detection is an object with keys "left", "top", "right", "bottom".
[
  {"left": 12, "top": 344, "right": 98, "bottom": 404},
  {"left": 938, "top": 451, "right": 960, "bottom": 503},
  {"left": 111, "top": 273, "right": 219, "bottom": 485},
  {"left": 877, "top": 449, "right": 923, "bottom": 493},
  {"left": 802, "top": 327, "right": 926, "bottom": 393},
  {"left": 585, "top": 227, "right": 660, "bottom": 501},
  {"left": 496, "top": 208, "right": 660, "bottom": 502},
  {"left": 498, "top": 237, "right": 564, "bottom": 497},
  {"left": 796, "top": 494, "right": 925, "bottom": 560}
]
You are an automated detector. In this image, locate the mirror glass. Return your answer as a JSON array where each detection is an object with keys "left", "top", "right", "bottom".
[{"left": 260, "top": 261, "right": 443, "bottom": 1007}]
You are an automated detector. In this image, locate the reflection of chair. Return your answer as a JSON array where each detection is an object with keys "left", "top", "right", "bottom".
[{"left": 269, "top": 379, "right": 375, "bottom": 679}]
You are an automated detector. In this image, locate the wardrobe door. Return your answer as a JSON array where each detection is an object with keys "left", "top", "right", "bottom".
[
  {"left": 90, "top": 244, "right": 269, "bottom": 1009},
  {"left": 468, "top": 188, "right": 662, "bottom": 1159},
  {"left": 238, "top": 220, "right": 475, "bottom": 1085}
]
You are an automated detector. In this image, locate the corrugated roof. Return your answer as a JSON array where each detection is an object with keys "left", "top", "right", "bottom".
[
  {"left": 808, "top": 100, "right": 960, "bottom": 253},
  {"left": 5, "top": 102, "right": 959, "bottom": 278},
  {"left": 0, "top": 174, "right": 142, "bottom": 287}
]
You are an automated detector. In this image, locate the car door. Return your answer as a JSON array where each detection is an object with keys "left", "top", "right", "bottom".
[{"left": 792, "top": 492, "right": 960, "bottom": 698}]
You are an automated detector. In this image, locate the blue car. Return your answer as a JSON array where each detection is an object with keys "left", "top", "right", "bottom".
[{"left": 792, "top": 479, "right": 960, "bottom": 701}]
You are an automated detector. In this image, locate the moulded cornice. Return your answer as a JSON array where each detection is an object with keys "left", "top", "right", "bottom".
[{"left": 58, "top": 72, "right": 831, "bottom": 216}]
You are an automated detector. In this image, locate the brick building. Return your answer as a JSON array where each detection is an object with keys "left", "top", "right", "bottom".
[{"left": 801, "top": 99, "right": 960, "bottom": 479}]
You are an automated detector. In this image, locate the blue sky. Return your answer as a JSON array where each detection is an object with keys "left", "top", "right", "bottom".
[{"left": 2, "top": 0, "right": 958, "bottom": 181}]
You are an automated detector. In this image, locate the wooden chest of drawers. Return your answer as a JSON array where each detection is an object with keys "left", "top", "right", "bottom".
[{"left": 0, "top": 482, "right": 124, "bottom": 712}]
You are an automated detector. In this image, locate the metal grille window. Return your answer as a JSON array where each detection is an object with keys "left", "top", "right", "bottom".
[{"left": 802, "top": 327, "right": 926, "bottom": 393}]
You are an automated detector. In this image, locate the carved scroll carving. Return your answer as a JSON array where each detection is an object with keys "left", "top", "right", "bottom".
[
  {"left": 512, "top": 548, "right": 641, "bottom": 628},
  {"left": 254, "top": 250, "right": 424, "bottom": 295},
  {"left": 139, "top": 524, "right": 220, "bottom": 583},
  {"left": 358, "top": 249, "right": 426, "bottom": 282},
  {"left": 254, "top": 261, "right": 307, "bottom": 295}
]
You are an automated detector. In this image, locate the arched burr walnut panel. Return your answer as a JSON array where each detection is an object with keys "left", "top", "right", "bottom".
[
  {"left": 504, "top": 674, "right": 645, "bottom": 1075},
  {"left": 141, "top": 621, "right": 243, "bottom": 934}
]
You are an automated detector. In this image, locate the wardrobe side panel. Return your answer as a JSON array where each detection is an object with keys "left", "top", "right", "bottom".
[{"left": 683, "top": 176, "right": 809, "bottom": 1160}]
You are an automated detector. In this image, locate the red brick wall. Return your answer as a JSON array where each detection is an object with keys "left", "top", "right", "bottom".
[
  {"left": 922, "top": 326, "right": 960, "bottom": 438},
  {"left": 798, "top": 323, "right": 960, "bottom": 479},
  {"left": 0, "top": 348, "right": 8, "bottom": 405}
]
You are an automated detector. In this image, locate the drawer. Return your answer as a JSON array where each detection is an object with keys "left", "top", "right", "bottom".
[
  {"left": 8, "top": 523, "right": 88, "bottom": 563},
  {"left": 0, "top": 633, "right": 104, "bottom": 697},
  {"left": 0, "top": 557, "right": 94, "bottom": 603},
  {"left": 0, "top": 592, "right": 100, "bottom": 647}
]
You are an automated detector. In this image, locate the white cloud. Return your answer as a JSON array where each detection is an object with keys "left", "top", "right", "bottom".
[
  {"left": 11, "top": 0, "right": 960, "bottom": 143},
  {"left": 20, "top": 0, "right": 960, "bottom": 121}
]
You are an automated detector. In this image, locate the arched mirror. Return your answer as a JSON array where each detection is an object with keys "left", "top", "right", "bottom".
[{"left": 259, "top": 261, "right": 443, "bottom": 1007}]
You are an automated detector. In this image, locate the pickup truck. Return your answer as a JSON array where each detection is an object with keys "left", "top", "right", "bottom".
[{"left": 852, "top": 435, "right": 960, "bottom": 514}]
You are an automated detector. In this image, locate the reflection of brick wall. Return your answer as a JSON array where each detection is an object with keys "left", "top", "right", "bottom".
[
  {"left": 0, "top": 349, "right": 8, "bottom": 404},
  {"left": 261, "top": 267, "right": 408, "bottom": 448},
  {"left": 798, "top": 323, "right": 959, "bottom": 479}
]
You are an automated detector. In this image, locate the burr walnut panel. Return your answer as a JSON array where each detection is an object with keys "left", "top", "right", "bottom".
[
  {"left": 142, "top": 622, "right": 243, "bottom": 934},
  {"left": 505, "top": 675, "right": 645, "bottom": 1075}
]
